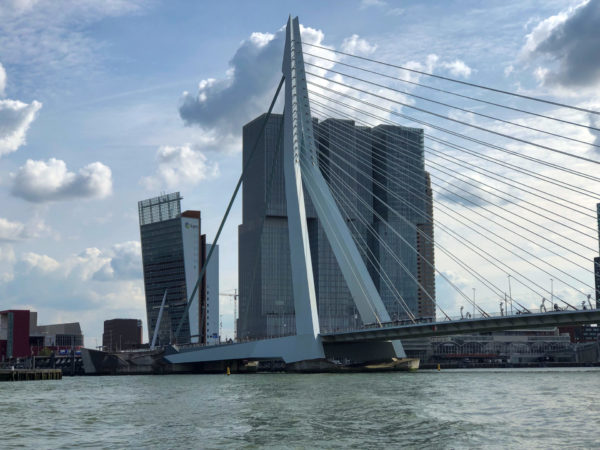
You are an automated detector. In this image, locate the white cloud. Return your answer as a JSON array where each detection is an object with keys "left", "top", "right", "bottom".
[
  {"left": 521, "top": 0, "right": 600, "bottom": 88},
  {"left": 92, "top": 241, "right": 142, "bottom": 281},
  {"left": 0, "top": 99, "right": 42, "bottom": 156},
  {"left": 0, "top": 244, "right": 16, "bottom": 282},
  {"left": 0, "top": 217, "right": 50, "bottom": 241},
  {"left": 0, "top": 1, "right": 148, "bottom": 72},
  {"left": 1, "top": 241, "right": 147, "bottom": 344},
  {"left": 0, "top": 218, "right": 26, "bottom": 241},
  {"left": 0, "top": 62, "right": 6, "bottom": 96},
  {"left": 504, "top": 65, "right": 514, "bottom": 77},
  {"left": 142, "top": 144, "right": 219, "bottom": 190},
  {"left": 534, "top": 66, "right": 549, "bottom": 84},
  {"left": 249, "top": 31, "right": 275, "bottom": 48},
  {"left": 590, "top": 113, "right": 600, "bottom": 152},
  {"left": 0, "top": 0, "right": 41, "bottom": 14},
  {"left": 20, "top": 252, "right": 60, "bottom": 273},
  {"left": 360, "top": 0, "right": 387, "bottom": 9},
  {"left": 341, "top": 34, "right": 377, "bottom": 56},
  {"left": 387, "top": 8, "right": 404, "bottom": 16},
  {"left": 521, "top": 7, "right": 572, "bottom": 56},
  {"left": 440, "top": 59, "right": 472, "bottom": 78},
  {"left": 400, "top": 54, "right": 439, "bottom": 83},
  {"left": 11, "top": 158, "right": 113, "bottom": 202},
  {"left": 19, "top": 242, "right": 141, "bottom": 283},
  {"left": 179, "top": 24, "right": 328, "bottom": 137},
  {"left": 179, "top": 29, "right": 284, "bottom": 134}
]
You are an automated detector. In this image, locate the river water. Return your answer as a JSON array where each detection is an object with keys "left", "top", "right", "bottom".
[{"left": 1, "top": 368, "right": 599, "bottom": 449}]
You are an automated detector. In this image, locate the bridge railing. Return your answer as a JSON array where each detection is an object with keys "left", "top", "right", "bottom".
[{"left": 319, "top": 305, "right": 598, "bottom": 335}]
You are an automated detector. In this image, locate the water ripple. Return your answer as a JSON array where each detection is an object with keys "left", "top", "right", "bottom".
[{"left": 1, "top": 368, "right": 599, "bottom": 448}]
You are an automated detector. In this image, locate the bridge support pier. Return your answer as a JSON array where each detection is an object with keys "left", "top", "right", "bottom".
[{"left": 323, "top": 340, "right": 405, "bottom": 364}]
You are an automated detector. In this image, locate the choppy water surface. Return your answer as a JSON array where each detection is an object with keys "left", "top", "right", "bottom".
[{"left": 1, "top": 368, "right": 599, "bottom": 448}]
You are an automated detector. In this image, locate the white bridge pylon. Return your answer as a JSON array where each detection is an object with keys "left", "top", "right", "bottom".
[{"left": 282, "top": 16, "right": 404, "bottom": 359}]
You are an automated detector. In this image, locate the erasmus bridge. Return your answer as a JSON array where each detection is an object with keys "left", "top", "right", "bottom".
[{"left": 165, "top": 17, "right": 600, "bottom": 369}]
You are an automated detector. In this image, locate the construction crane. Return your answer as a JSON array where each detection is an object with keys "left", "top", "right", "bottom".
[{"left": 219, "top": 289, "right": 238, "bottom": 341}]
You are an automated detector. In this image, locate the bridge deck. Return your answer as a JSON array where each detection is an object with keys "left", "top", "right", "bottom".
[{"left": 321, "top": 310, "right": 600, "bottom": 343}]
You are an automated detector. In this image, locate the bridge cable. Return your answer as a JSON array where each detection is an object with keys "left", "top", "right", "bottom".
[
  {"left": 312, "top": 131, "right": 579, "bottom": 311},
  {"left": 308, "top": 91, "right": 600, "bottom": 200},
  {"left": 310, "top": 119, "right": 541, "bottom": 314},
  {"left": 323, "top": 161, "right": 450, "bottom": 322},
  {"left": 307, "top": 87, "right": 600, "bottom": 185},
  {"left": 307, "top": 73, "right": 600, "bottom": 166},
  {"left": 309, "top": 100, "right": 598, "bottom": 217},
  {"left": 306, "top": 143, "right": 491, "bottom": 316},
  {"left": 306, "top": 62, "right": 600, "bottom": 149},
  {"left": 303, "top": 51, "right": 600, "bottom": 133},
  {"left": 309, "top": 150, "right": 491, "bottom": 317},
  {"left": 327, "top": 183, "right": 420, "bottom": 324},
  {"left": 310, "top": 120, "right": 593, "bottom": 298},
  {"left": 424, "top": 147, "right": 596, "bottom": 220},
  {"left": 311, "top": 93, "right": 600, "bottom": 213},
  {"left": 299, "top": 153, "right": 449, "bottom": 320},
  {"left": 308, "top": 98, "right": 597, "bottom": 220},
  {"left": 310, "top": 102, "right": 599, "bottom": 265},
  {"left": 302, "top": 42, "right": 600, "bottom": 115}
]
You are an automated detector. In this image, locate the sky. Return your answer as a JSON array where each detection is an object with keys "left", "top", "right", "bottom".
[{"left": 1, "top": 0, "right": 599, "bottom": 345}]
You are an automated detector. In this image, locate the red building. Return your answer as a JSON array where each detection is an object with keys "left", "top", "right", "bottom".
[{"left": 0, "top": 310, "right": 31, "bottom": 361}]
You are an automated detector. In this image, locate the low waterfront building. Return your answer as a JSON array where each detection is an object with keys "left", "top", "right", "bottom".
[
  {"left": 102, "top": 318, "right": 143, "bottom": 351},
  {"left": 404, "top": 327, "right": 598, "bottom": 366},
  {"left": 0, "top": 310, "right": 30, "bottom": 361},
  {"left": 1, "top": 310, "right": 83, "bottom": 361}
]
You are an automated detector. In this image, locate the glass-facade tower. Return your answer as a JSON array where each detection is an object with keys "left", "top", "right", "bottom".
[
  {"left": 138, "top": 193, "right": 209, "bottom": 345},
  {"left": 595, "top": 203, "right": 600, "bottom": 309},
  {"left": 238, "top": 115, "right": 435, "bottom": 340}
]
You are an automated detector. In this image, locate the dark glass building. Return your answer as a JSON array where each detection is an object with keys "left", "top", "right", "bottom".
[
  {"left": 138, "top": 193, "right": 208, "bottom": 345},
  {"left": 102, "top": 318, "right": 143, "bottom": 351},
  {"left": 238, "top": 114, "right": 312, "bottom": 339},
  {"left": 595, "top": 203, "right": 600, "bottom": 309},
  {"left": 238, "top": 114, "right": 435, "bottom": 340}
]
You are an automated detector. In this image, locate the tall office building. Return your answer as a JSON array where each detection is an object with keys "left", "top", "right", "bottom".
[
  {"left": 139, "top": 192, "right": 218, "bottom": 345},
  {"left": 238, "top": 114, "right": 435, "bottom": 340},
  {"left": 417, "top": 172, "right": 436, "bottom": 318},
  {"left": 315, "top": 119, "right": 373, "bottom": 332},
  {"left": 595, "top": 203, "right": 600, "bottom": 309},
  {"left": 205, "top": 244, "right": 220, "bottom": 344},
  {"left": 238, "top": 114, "right": 311, "bottom": 339},
  {"left": 371, "top": 125, "right": 431, "bottom": 320}
]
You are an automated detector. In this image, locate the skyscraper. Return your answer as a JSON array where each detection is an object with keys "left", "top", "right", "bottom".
[
  {"left": 138, "top": 192, "right": 218, "bottom": 345},
  {"left": 238, "top": 114, "right": 311, "bottom": 340},
  {"left": 371, "top": 125, "right": 431, "bottom": 321},
  {"left": 595, "top": 203, "right": 600, "bottom": 309},
  {"left": 417, "top": 172, "right": 436, "bottom": 318},
  {"left": 205, "top": 244, "right": 220, "bottom": 344},
  {"left": 238, "top": 114, "right": 435, "bottom": 340}
]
